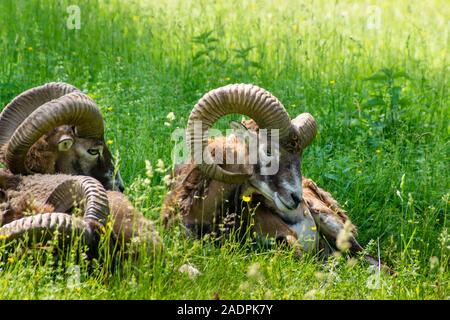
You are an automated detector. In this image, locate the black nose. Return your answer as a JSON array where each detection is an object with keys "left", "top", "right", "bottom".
[
  {"left": 111, "top": 179, "right": 125, "bottom": 192},
  {"left": 115, "top": 181, "right": 125, "bottom": 192},
  {"left": 291, "top": 193, "right": 301, "bottom": 208},
  {"left": 114, "top": 172, "right": 125, "bottom": 193}
]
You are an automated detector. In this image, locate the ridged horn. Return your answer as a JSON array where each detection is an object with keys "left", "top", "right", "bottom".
[
  {"left": 187, "top": 84, "right": 292, "bottom": 184},
  {"left": 0, "top": 82, "right": 80, "bottom": 149},
  {"left": 0, "top": 212, "right": 96, "bottom": 245},
  {"left": 45, "top": 176, "right": 110, "bottom": 226},
  {"left": 291, "top": 113, "right": 317, "bottom": 149},
  {"left": 0, "top": 176, "right": 110, "bottom": 246},
  {"left": 5, "top": 92, "right": 104, "bottom": 174}
]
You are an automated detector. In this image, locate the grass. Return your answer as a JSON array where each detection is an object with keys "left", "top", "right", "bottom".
[{"left": 0, "top": 0, "right": 449, "bottom": 299}]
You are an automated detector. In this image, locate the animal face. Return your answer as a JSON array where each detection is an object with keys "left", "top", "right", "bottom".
[
  {"left": 249, "top": 148, "right": 302, "bottom": 218},
  {"left": 47, "top": 126, "right": 124, "bottom": 192},
  {"left": 226, "top": 120, "right": 304, "bottom": 222}
]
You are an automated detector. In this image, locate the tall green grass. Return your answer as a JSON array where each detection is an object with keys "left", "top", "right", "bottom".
[{"left": 0, "top": 0, "right": 448, "bottom": 299}]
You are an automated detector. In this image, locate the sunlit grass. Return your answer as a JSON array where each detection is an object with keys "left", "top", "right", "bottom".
[{"left": 0, "top": 0, "right": 448, "bottom": 299}]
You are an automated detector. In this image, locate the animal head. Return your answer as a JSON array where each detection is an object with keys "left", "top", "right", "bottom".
[
  {"left": 0, "top": 82, "right": 124, "bottom": 192},
  {"left": 186, "top": 84, "right": 317, "bottom": 222}
]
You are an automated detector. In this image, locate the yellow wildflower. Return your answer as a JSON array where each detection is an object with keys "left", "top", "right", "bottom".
[
  {"left": 242, "top": 195, "right": 252, "bottom": 202},
  {"left": 106, "top": 139, "right": 113, "bottom": 145},
  {"left": 27, "top": 47, "right": 33, "bottom": 52},
  {"left": 166, "top": 112, "right": 175, "bottom": 122},
  {"left": 7, "top": 257, "right": 14, "bottom": 263}
]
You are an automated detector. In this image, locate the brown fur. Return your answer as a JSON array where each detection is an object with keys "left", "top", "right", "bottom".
[
  {"left": 161, "top": 120, "right": 359, "bottom": 252},
  {"left": 0, "top": 169, "right": 21, "bottom": 190},
  {"left": 25, "top": 135, "right": 58, "bottom": 174},
  {"left": 107, "top": 191, "right": 162, "bottom": 257},
  {"left": 0, "top": 170, "right": 66, "bottom": 226},
  {"left": 0, "top": 130, "right": 59, "bottom": 174},
  {"left": 302, "top": 178, "right": 355, "bottom": 235},
  {"left": 0, "top": 196, "right": 55, "bottom": 226},
  {"left": 252, "top": 204, "right": 297, "bottom": 240},
  {"left": 162, "top": 136, "right": 251, "bottom": 229}
]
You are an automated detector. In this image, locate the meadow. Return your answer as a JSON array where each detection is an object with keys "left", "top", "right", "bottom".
[{"left": 0, "top": 0, "right": 448, "bottom": 299}]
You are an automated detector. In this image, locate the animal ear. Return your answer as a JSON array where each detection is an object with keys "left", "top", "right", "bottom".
[
  {"left": 228, "top": 120, "right": 258, "bottom": 144},
  {"left": 229, "top": 120, "right": 249, "bottom": 131},
  {"left": 58, "top": 135, "right": 74, "bottom": 152}
]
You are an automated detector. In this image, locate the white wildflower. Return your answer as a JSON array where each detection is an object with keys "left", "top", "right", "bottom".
[
  {"left": 179, "top": 263, "right": 201, "bottom": 279},
  {"left": 145, "top": 160, "right": 153, "bottom": 178},
  {"left": 247, "top": 262, "right": 262, "bottom": 280},
  {"left": 336, "top": 220, "right": 353, "bottom": 252},
  {"left": 155, "top": 159, "right": 165, "bottom": 173},
  {"left": 163, "top": 174, "right": 172, "bottom": 186}
]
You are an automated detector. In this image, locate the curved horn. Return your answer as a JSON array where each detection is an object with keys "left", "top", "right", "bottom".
[
  {"left": 291, "top": 113, "right": 317, "bottom": 149},
  {"left": 45, "top": 176, "right": 110, "bottom": 226},
  {"left": 0, "top": 212, "right": 96, "bottom": 245},
  {"left": 5, "top": 92, "right": 104, "bottom": 174},
  {"left": 0, "top": 176, "right": 110, "bottom": 247},
  {"left": 0, "top": 82, "right": 80, "bottom": 148},
  {"left": 187, "top": 84, "right": 292, "bottom": 184}
]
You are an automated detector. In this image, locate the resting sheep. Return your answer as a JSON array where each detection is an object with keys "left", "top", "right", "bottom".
[
  {"left": 0, "top": 170, "right": 162, "bottom": 259},
  {"left": 0, "top": 82, "right": 124, "bottom": 191},
  {"left": 162, "top": 84, "right": 378, "bottom": 265},
  {"left": 0, "top": 82, "right": 162, "bottom": 260}
]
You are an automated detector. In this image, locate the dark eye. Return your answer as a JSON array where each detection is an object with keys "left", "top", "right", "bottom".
[{"left": 87, "top": 149, "right": 100, "bottom": 156}]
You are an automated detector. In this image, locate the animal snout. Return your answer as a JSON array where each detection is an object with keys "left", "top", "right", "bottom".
[
  {"left": 114, "top": 174, "right": 125, "bottom": 192},
  {"left": 115, "top": 181, "right": 125, "bottom": 192},
  {"left": 290, "top": 193, "right": 301, "bottom": 208}
]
